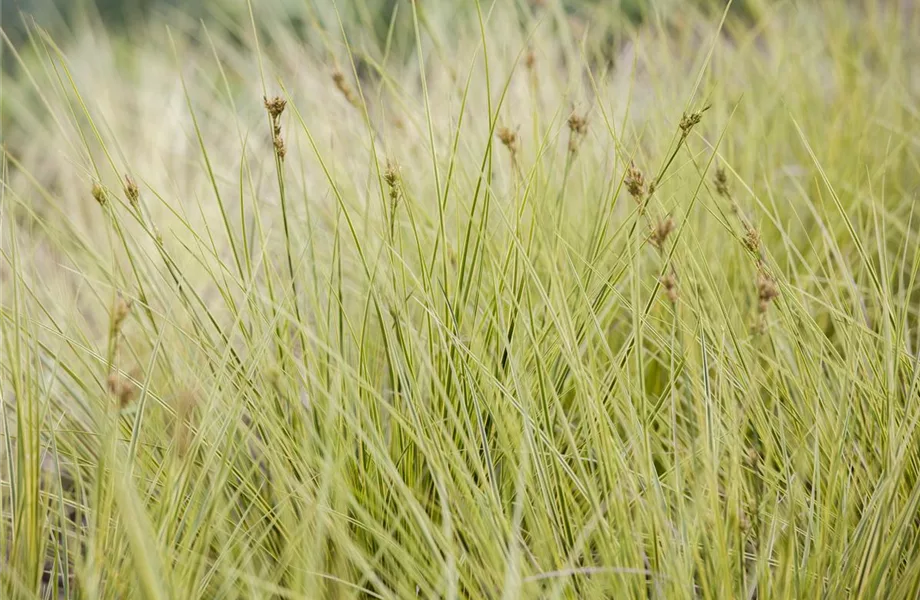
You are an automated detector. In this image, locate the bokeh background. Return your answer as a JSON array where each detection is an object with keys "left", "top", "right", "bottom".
[{"left": 2, "top": 0, "right": 763, "bottom": 49}]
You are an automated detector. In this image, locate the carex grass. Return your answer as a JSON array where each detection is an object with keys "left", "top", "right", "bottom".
[{"left": 2, "top": 0, "right": 920, "bottom": 598}]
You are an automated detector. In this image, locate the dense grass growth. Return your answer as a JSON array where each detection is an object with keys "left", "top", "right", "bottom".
[{"left": 2, "top": 0, "right": 920, "bottom": 597}]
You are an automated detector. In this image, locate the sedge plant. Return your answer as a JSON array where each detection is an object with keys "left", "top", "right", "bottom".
[{"left": 1, "top": 0, "right": 920, "bottom": 597}]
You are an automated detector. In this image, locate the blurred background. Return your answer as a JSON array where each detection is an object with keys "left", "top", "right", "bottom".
[{"left": 1, "top": 0, "right": 763, "bottom": 51}]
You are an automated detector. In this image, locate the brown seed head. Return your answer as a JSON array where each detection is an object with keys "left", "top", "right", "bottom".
[
  {"left": 567, "top": 112, "right": 588, "bottom": 154},
  {"left": 744, "top": 227, "right": 761, "bottom": 254},
  {"left": 384, "top": 160, "right": 399, "bottom": 188},
  {"left": 273, "top": 135, "right": 287, "bottom": 160},
  {"left": 92, "top": 183, "right": 107, "bottom": 206},
  {"left": 332, "top": 69, "right": 359, "bottom": 107},
  {"left": 497, "top": 126, "right": 519, "bottom": 155},
  {"left": 679, "top": 110, "right": 704, "bottom": 136},
  {"left": 567, "top": 113, "right": 588, "bottom": 136},
  {"left": 124, "top": 175, "right": 140, "bottom": 207},
  {"left": 756, "top": 270, "right": 779, "bottom": 313},
  {"left": 384, "top": 160, "right": 401, "bottom": 202},
  {"left": 651, "top": 217, "right": 676, "bottom": 249},
  {"left": 264, "top": 96, "right": 287, "bottom": 119},
  {"left": 660, "top": 271, "right": 679, "bottom": 304},
  {"left": 524, "top": 49, "right": 536, "bottom": 70},
  {"left": 625, "top": 162, "right": 645, "bottom": 201},
  {"left": 112, "top": 293, "right": 132, "bottom": 329},
  {"left": 107, "top": 370, "right": 137, "bottom": 408},
  {"left": 714, "top": 166, "right": 729, "bottom": 197}
]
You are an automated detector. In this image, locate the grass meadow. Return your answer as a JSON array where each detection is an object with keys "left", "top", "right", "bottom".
[{"left": 2, "top": 0, "right": 920, "bottom": 597}]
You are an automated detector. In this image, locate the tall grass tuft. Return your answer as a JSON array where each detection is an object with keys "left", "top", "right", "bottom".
[{"left": 2, "top": 0, "right": 920, "bottom": 597}]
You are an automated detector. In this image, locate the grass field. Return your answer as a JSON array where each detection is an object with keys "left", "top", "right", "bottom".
[{"left": 2, "top": 0, "right": 920, "bottom": 597}]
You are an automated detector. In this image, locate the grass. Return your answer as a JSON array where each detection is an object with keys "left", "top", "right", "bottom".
[{"left": 1, "top": 0, "right": 920, "bottom": 597}]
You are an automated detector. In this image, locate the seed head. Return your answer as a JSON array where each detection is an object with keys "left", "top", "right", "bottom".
[
  {"left": 92, "top": 183, "right": 107, "bottom": 206},
  {"left": 273, "top": 135, "right": 287, "bottom": 160},
  {"left": 112, "top": 293, "right": 132, "bottom": 330},
  {"left": 625, "top": 162, "right": 645, "bottom": 201},
  {"left": 524, "top": 49, "right": 536, "bottom": 70},
  {"left": 497, "top": 126, "right": 519, "bottom": 156},
  {"left": 264, "top": 96, "right": 287, "bottom": 119},
  {"left": 107, "top": 370, "right": 137, "bottom": 408},
  {"left": 264, "top": 96, "right": 288, "bottom": 160},
  {"left": 384, "top": 160, "right": 401, "bottom": 203},
  {"left": 651, "top": 217, "right": 675, "bottom": 249},
  {"left": 714, "top": 166, "right": 729, "bottom": 198},
  {"left": 567, "top": 113, "right": 588, "bottom": 137},
  {"left": 660, "top": 271, "right": 679, "bottom": 304},
  {"left": 332, "top": 69, "right": 359, "bottom": 107},
  {"left": 679, "top": 109, "right": 705, "bottom": 137},
  {"left": 384, "top": 160, "right": 399, "bottom": 188},
  {"left": 756, "top": 270, "right": 779, "bottom": 313},
  {"left": 567, "top": 112, "right": 588, "bottom": 154},
  {"left": 744, "top": 226, "right": 761, "bottom": 254},
  {"left": 124, "top": 175, "right": 140, "bottom": 207}
]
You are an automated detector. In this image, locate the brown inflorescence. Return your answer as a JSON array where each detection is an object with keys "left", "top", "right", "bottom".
[
  {"left": 625, "top": 162, "right": 645, "bottom": 202},
  {"left": 679, "top": 108, "right": 706, "bottom": 138},
  {"left": 384, "top": 160, "right": 400, "bottom": 201},
  {"left": 714, "top": 166, "right": 729, "bottom": 198},
  {"left": 92, "top": 182, "right": 107, "bottom": 206},
  {"left": 107, "top": 371, "right": 137, "bottom": 408},
  {"left": 497, "top": 126, "right": 520, "bottom": 162},
  {"left": 661, "top": 271, "right": 679, "bottom": 304},
  {"left": 567, "top": 112, "right": 588, "bottom": 154},
  {"left": 524, "top": 49, "right": 536, "bottom": 70},
  {"left": 332, "top": 69, "right": 360, "bottom": 107},
  {"left": 264, "top": 95, "right": 288, "bottom": 160},
  {"left": 124, "top": 175, "right": 140, "bottom": 207},
  {"left": 651, "top": 217, "right": 676, "bottom": 249},
  {"left": 744, "top": 226, "right": 761, "bottom": 254},
  {"left": 756, "top": 270, "right": 779, "bottom": 314}
]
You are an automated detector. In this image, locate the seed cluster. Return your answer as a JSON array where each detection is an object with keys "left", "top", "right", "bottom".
[
  {"left": 757, "top": 271, "right": 779, "bottom": 312},
  {"left": 714, "top": 166, "right": 729, "bottom": 198},
  {"left": 660, "top": 271, "right": 679, "bottom": 304},
  {"left": 332, "top": 69, "right": 360, "bottom": 107},
  {"left": 264, "top": 95, "right": 287, "bottom": 160},
  {"left": 679, "top": 107, "right": 707, "bottom": 139},
  {"left": 524, "top": 49, "right": 536, "bottom": 70},
  {"left": 651, "top": 217, "right": 675, "bottom": 249},
  {"left": 92, "top": 182, "right": 107, "bottom": 206},
  {"left": 711, "top": 165, "right": 781, "bottom": 332},
  {"left": 384, "top": 160, "right": 401, "bottom": 210},
  {"left": 625, "top": 162, "right": 645, "bottom": 201},
  {"left": 743, "top": 227, "right": 761, "bottom": 254},
  {"left": 107, "top": 293, "right": 137, "bottom": 408},
  {"left": 497, "top": 126, "right": 520, "bottom": 162},
  {"left": 124, "top": 174, "right": 140, "bottom": 208},
  {"left": 567, "top": 112, "right": 588, "bottom": 154}
]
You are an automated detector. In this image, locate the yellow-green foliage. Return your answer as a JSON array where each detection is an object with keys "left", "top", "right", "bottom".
[{"left": 1, "top": 1, "right": 919, "bottom": 598}]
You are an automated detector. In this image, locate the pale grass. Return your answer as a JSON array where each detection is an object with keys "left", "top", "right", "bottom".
[{"left": 1, "top": 0, "right": 920, "bottom": 598}]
